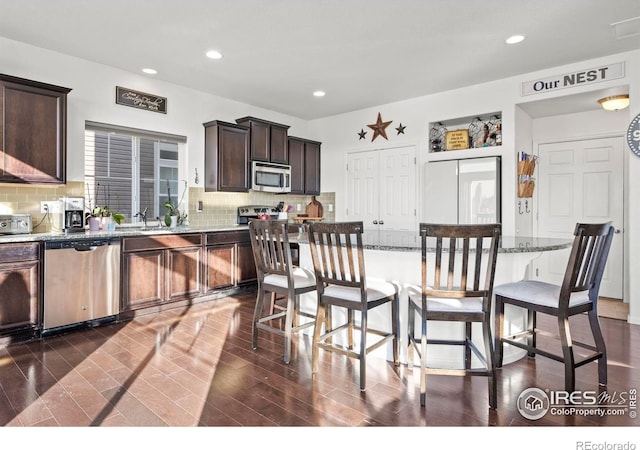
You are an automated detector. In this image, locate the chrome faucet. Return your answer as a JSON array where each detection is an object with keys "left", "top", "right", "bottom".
[{"left": 135, "top": 207, "right": 148, "bottom": 228}]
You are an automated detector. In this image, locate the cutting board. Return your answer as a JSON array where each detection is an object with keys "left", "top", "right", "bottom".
[{"left": 305, "top": 196, "right": 323, "bottom": 218}]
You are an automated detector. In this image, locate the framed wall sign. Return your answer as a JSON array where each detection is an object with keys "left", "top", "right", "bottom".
[
  {"left": 627, "top": 113, "right": 640, "bottom": 157},
  {"left": 116, "top": 86, "right": 167, "bottom": 114},
  {"left": 445, "top": 129, "right": 469, "bottom": 150}
]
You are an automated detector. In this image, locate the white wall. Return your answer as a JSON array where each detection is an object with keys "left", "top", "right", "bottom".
[
  {"left": 513, "top": 105, "right": 534, "bottom": 236},
  {"left": 309, "top": 49, "right": 640, "bottom": 324},
  {"left": 0, "top": 36, "right": 311, "bottom": 187},
  {"left": 621, "top": 50, "right": 640, "bottom": 324}
]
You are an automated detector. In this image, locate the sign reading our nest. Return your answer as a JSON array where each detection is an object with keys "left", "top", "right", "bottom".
[
  {"left": 445, "top": 129, "right": 469, "bottom": 150},
  {"left": 116, "top": 86, "right": 167, "bottom": 114}
]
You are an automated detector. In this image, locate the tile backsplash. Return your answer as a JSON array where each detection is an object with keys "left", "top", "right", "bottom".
[
  {"left": 0, "top": 182, "right": 84, "bottom": 233},
  {"left": 187, "top": 189, "right": 335, "bottom": 227},
  {"left": 0, "top": 181, "right": 335, "bottom": 232}
]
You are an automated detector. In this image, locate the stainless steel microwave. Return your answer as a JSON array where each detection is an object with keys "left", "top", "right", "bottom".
[{"left": 251, "top": 161, "right": 291, "bottom": 193}]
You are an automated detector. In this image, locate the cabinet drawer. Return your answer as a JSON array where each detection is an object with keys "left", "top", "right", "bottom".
[
  {"left": 122, "top": 233, "right": 202, "bottom": 252},
  {"left": 205, "top": 230, "right": 250, "bottom": 245},
  {"left": 0, "top": 242, "right": 40, "bottom": 263}
]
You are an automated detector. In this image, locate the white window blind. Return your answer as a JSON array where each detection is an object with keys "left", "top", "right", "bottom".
[{"left": 84, "top": 122, "right": 185, "bottom": 223}]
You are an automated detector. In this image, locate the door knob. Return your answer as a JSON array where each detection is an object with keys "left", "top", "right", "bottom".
[
  {"left": 615, "top": 229, "right": 621, "bottom": 234},
  {"left": 373, "top": 220, "right": 378, "bottom": 224},
  {"left": 379, "top": 220, "right": 384, "bottom": 225}
]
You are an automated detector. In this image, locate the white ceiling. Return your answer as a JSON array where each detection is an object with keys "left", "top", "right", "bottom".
[{"left": 1, "top": 0, "right": 639, "bottom": 120}]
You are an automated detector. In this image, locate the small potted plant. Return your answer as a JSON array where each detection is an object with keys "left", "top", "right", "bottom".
[
  {"left": 85, "top": 183, "right": 125, "bottom": 231},
  {"left": 164, "top": 180, "right": 188, "bottom": 228},
  {"left": 86, "top": 205, "right": 125, "bottom": 231},
  {"left": 100, "top": 205, "right": 125, "bottom": 231}
]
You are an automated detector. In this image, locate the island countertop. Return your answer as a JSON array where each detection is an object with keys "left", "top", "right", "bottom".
[
  {"left": 1, "top": 224, "right": 573, "bottom": 254},
  {"left": 291, "top": 229, "right": 572, "bottom": 253}
]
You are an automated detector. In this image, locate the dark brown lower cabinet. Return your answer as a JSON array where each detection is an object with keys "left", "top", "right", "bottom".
[
  {"left": 0, "top": 242, "right": 41, "bottom": 340},
  {"left": 122, "top": 230, "right": 256, "bottom": 315},
  {"left": 205, "top": 230, "right": 257, "bottom": 293},
  {"left": 0, "top": 230, "right": 256, "bottom": 339},
  {"left": 236, "top": 242, "right": 257, "bottom": 284},
  {"left": 122, "top": 234, "right": 202, "bottom": 312},
  {"left": 206, "top": 243, "right": 234, "bottom": 290}
]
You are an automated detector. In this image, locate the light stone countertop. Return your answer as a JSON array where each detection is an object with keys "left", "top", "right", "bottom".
[
  {"left": 1, "top": 224, "right": 572, "bottom": 254},
  {"left": 291, "top": 230, "right": 572, "bottom": 253}
]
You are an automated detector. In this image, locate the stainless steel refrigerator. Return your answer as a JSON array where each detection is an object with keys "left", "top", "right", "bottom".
[{"left": 423, "top": 156, "right": 501, "bottom": 224}]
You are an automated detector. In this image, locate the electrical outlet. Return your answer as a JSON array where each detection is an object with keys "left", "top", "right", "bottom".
[{"left": 40, "top": 201, "right": 60, "bottom": 213}]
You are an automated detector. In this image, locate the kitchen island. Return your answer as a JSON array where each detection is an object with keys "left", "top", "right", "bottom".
[{"left": 291, "top": 230, "right": 573, "bottom": 367}]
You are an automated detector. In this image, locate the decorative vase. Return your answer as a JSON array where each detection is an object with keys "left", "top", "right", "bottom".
[
  {"left": 102, "top": 216, "right": 115, "bottom": 231},
  {"left": 170, "top": 215, "right": 178, "bottom": 228},
  {"left": 88, "top": 217, "right": 101, "bottom": 231}
]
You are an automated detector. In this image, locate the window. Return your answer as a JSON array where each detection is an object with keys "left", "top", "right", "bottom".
[{"left": 84, "top": 122, "right": 186, "bottom": 223}]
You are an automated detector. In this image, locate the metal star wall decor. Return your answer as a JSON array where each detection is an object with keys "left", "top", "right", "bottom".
[
  {"left": 358, "top": 129, "right": 367, "bottom": 140},
  {"left": 396, "top": 123, "right": 406, "bottom": 135},
  {"left": 367, "top": 112, "right": 392, "bottom": 141}
]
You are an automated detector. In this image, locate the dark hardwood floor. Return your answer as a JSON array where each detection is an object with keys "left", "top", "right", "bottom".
[{"left": 0, "top": 292, "right": 638, "bottom": 443}]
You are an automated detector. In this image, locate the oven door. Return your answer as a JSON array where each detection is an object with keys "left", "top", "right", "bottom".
[{"left": 252, "top": 162, "right": 291, "bottom": 193}]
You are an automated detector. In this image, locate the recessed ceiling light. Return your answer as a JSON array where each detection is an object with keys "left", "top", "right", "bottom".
[
  {"left": 142, "top": 68, "right": 157, "bottom": 75},
  {"left": 505, "top": 34, "right": 526, "bottom": 44},
  {"left": 206, "top": 50, "right": 223, "bottom": 60},
  {"left": 313, "top": 90, "right": 326, "bottom": 97}
]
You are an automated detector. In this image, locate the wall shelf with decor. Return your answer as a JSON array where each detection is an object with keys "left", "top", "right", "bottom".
[
  {"left": 517, "top": 152, "right": 536, "bottom": 198},
  {"left": 428, "top": 112, "right": 502, "bottom": 156}
]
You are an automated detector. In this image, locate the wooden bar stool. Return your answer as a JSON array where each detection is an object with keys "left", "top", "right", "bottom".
[
  {"left": 248, "top": 219, "right": 320, "bottom": 364},
  {"left": 494, "top": 222, "right": 614, "bottom": 392},
  {"left": 307, "top": 221, "right": 399, "bottom": 391},
  {"left": 407, "top": 223, "right": 501, "bottom": 409}
]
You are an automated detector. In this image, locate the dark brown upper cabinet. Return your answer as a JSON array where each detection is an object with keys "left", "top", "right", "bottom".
[
  {"left": 288, "top": 136, "right": 321, "bottom": 195},
  {"left": 204, "top": 120, "right": 250, "bottom": 192},
  {"left": 235, "top": 116, "right": 290, "bottom": 164},
  {"left": 0, "top": 74, "right": 71, "bottom": 184}
]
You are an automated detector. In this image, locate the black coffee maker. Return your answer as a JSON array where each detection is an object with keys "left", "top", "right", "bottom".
[{"left": 60, "top": 196, "right": 85, "bottom": 232}]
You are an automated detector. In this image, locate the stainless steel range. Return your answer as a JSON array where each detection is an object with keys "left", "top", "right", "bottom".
[
  {"left": 237, "top": 205, "right": 279, "bottom": 224},
  {"left": 0, "top": 214, "right": 32, "bottom": 234}
]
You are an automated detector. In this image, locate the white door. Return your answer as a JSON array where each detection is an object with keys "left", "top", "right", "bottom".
[
  {"left": 346, "top": 150, "right": 380, "bottom": 232},
  {"left": 536, "top": 136, "right": 624, "bottom": 299},
  {"left": 347, "top": 146, "right": 417, "bottom": 235}
]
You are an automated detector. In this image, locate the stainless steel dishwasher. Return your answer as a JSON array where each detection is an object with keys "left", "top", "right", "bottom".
[{"left": 44, "top": 238, "right": 121, "bottom": 331}]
